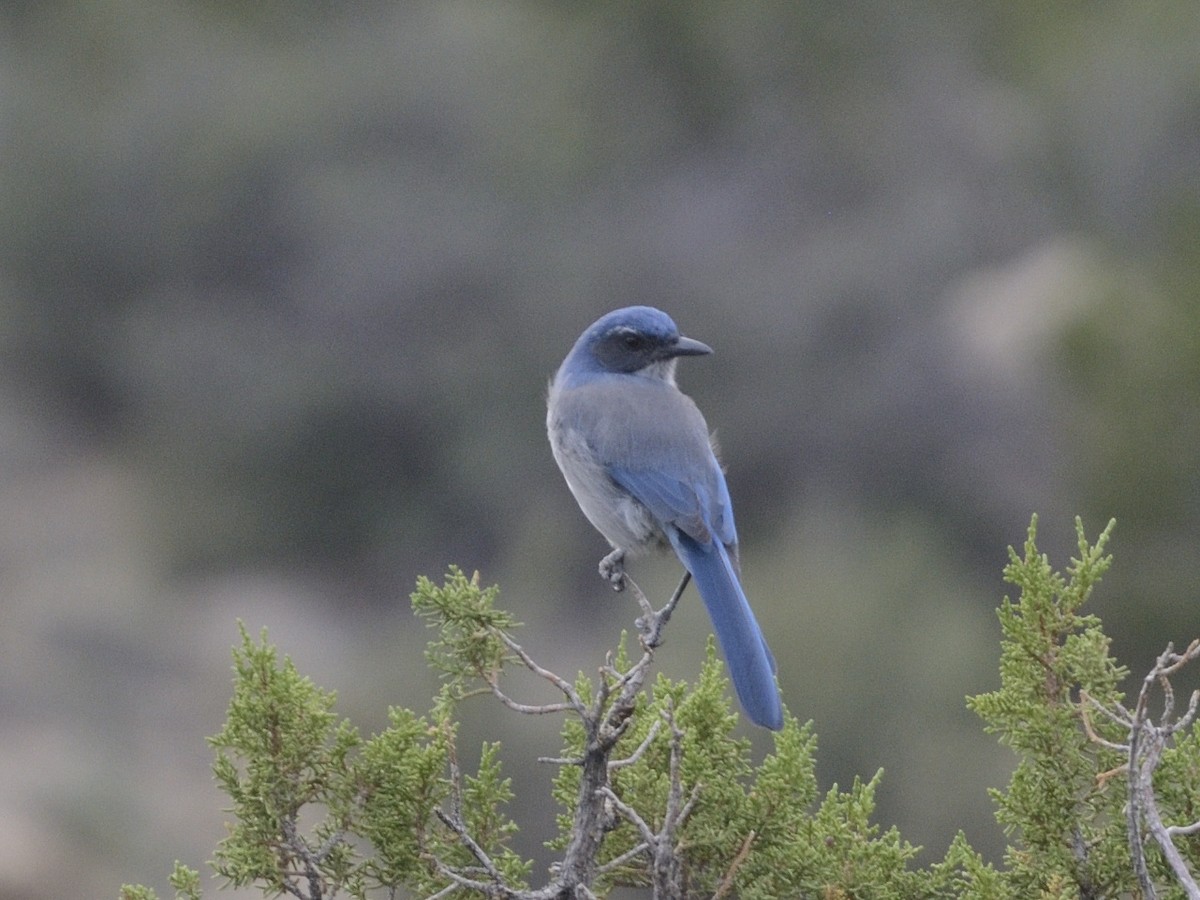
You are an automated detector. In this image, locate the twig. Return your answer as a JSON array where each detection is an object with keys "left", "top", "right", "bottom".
[
  {"left": 496, "top": 630, "right": 588, "bottom": 714},
  {"left": 279, "top": 814, "right": 324, "bottom": 900},
  {"left": 483, "top": 675, "right": 578, "bottom": 716},
  {"left": 433, "top": 744, "right": 521, "bottom": 898},
  {"left": 597, "top": 840, "right": 652, "bottom": 874},
  {"left": 594, "top": 706, "right": 698, "bottom": 899},
  {"left": 610, "top": 718, "right": 663, "bottom": 770},
  {"left": 599, "top": 786, "right": 658, "bottom": 846},
  {"left": 1168, "top": 821, "right": 1200, "bottom": 838},
  {"left": 538, "top": 754, "right": 585, "bottom": 766},
  {"left": 713, "top": 829, "right": 757, "bottom": 900},
  {"left": 427, "top": 858, "right": 498, "bottom": 895},
  {"left": 653, "top": 710, "right": 695, "bottom": 896},
  {"left": 1079, "top": 690, "right": 1131, "bottom": 752},
  {"left": 434, "top": 808, "right": 511, "bottom": 889},
  {"left": 641, "top": 573, "right": 690, "bottom": 650},
  {"left": 422, "top": 880, "right": 463, "bottom": 900},
  {"left": 1124, "top": 641, "right": 1200, "bottom": 900}
]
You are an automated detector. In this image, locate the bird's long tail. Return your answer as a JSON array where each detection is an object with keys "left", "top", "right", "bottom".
[{"left": 669, "top": 531, "right": 783, "bottom": 729}]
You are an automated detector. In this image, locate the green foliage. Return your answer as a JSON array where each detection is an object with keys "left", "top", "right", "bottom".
[
  {"left": 455, "top": 741, "right": 531, "bottom": 887},
  {"left": 546, "top": 638, "right": 951, "bottom": 896},
  {"left": 412, "top": 566, "right": 518, "bottom": 704},
  {"left": 208, "top": 624, "right": 363, "bottom": 896},
  {"left": 1155, "top": 727, "right": 1200, "bottom": 880},
  {"left": 168, "top": 863, "right": 203, "bottom": 900},
  {"left": 120, "top": 862, "right": 202, "bottom": 900},
  {"left": 968, "top": 516, "right": 1131, "bottom": 897},
  {"left": 353, "top": 707, "right": 452, "bottom": 892},
  {"left": 166, "top": 601, "right": 521, "bottom": 899},
  {"left": 123, "top": 521, "right": 1200, "bottom": 898}
]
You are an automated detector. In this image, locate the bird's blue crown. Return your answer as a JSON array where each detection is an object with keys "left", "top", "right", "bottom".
[{"left": 583, "top": 306, "right": 680, "bottom": 347}]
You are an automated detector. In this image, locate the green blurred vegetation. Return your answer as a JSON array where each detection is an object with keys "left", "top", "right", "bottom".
[{"left": 2, "top": 1, "right": 1198, "bottom": 898}]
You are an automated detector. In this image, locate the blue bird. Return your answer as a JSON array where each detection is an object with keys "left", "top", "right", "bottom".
[{"left": 547, "top": 306, "right": 783, "bottom": 730}]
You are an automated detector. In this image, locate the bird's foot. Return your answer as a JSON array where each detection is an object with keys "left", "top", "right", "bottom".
[{"left": 599, "top": 549, "right": 627, "bottom": 591}]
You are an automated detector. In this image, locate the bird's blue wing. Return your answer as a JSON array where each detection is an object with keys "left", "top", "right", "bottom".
[{"left": 608, "top": 458, "right": 736, "bottom": 548}]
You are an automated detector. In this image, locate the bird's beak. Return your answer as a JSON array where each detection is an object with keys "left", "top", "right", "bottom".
[{"left": 672, "top": 335, "right": 713, "bottom": 357}]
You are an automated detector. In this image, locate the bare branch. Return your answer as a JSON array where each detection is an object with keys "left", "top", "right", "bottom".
[
  {"left": 428, "top": 860, "right": 497, "bottom": 894},
  {"left": 278, "top": 814, "right": 325, "bottom": 900},
  {"left": 599, "top": 786, "right": 658, "bottom": 846},
  {"left": 546, "top": 571, "right": 680, "bottom": 898},
  {"left": 1125, "top": 641, "right": 1200, "bottom": 900},
  {"left": 496, "top": 630, "right": 588, "bottom": 714},
  {"left": 484, "top": 675, "right": 578, "bottom": 716},
  {"left": 1179, "top": 690, "right": 1200, "bottom": 733},
  {"left": 433, "top": 744, "right": 523, "bottom": 898},
  {"left": 662, "top": 711, "right": 688, "bottom": 835},
  {"left": 434, "top": 808, "right": 514, "bottom": 894},
  {"left": 640, "top": 573, "right": 690, "bottom": 650},
  {"left": 713, "top": 829, "right": 758, "bottom": 900},
  {"left": 610, "top": 718, "right": 663, "bottom": 770},
  {"left": 423, "top": 879, "right": 464, "bottom": 900},
  {"left": 625, "top": 575, "right": 656, "bottom": 622},
  {"left": 597, "top": 840, "right": 652, "bottom": 874},
  {"left": 1079, "top": 691, "right": 1129, "bottom": 753},
  {"left": 1160, "top": 639, "right": 1200, "bottom": 678},
  {"left": 676, "top": 783, "right": 702, "bottom": 830}
]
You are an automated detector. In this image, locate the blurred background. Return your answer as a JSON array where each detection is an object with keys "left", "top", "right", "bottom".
[{"left": 2, "top": 1, "right": 1198, "bottom": 896}]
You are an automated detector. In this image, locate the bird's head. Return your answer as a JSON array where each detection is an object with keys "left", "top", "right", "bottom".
[{"left": 565, "top": 306, "right": 712, "bottom": 383}]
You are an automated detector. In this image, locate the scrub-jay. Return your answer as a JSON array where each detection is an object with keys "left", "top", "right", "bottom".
[{"left": 547, "top": 306, "right": 783, "bottom": 730}]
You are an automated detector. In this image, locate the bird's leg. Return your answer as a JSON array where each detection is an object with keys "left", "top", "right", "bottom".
[{"left": 598, "top": 548, "right": 627, "bottom": 590}]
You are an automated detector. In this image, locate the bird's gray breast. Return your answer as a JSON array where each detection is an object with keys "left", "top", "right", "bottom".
[{"left": 548, "top": 407, "right": 664, "bottom": 552}]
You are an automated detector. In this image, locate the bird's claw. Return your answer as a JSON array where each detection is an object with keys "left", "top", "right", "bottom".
[{"left": 599, "top": 549, "right": 627, "bottom": 591}]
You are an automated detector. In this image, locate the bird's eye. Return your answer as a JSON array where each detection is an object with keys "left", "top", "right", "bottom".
[{"left": 622, "top": 333, "right": 645, "bottom": 350}]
